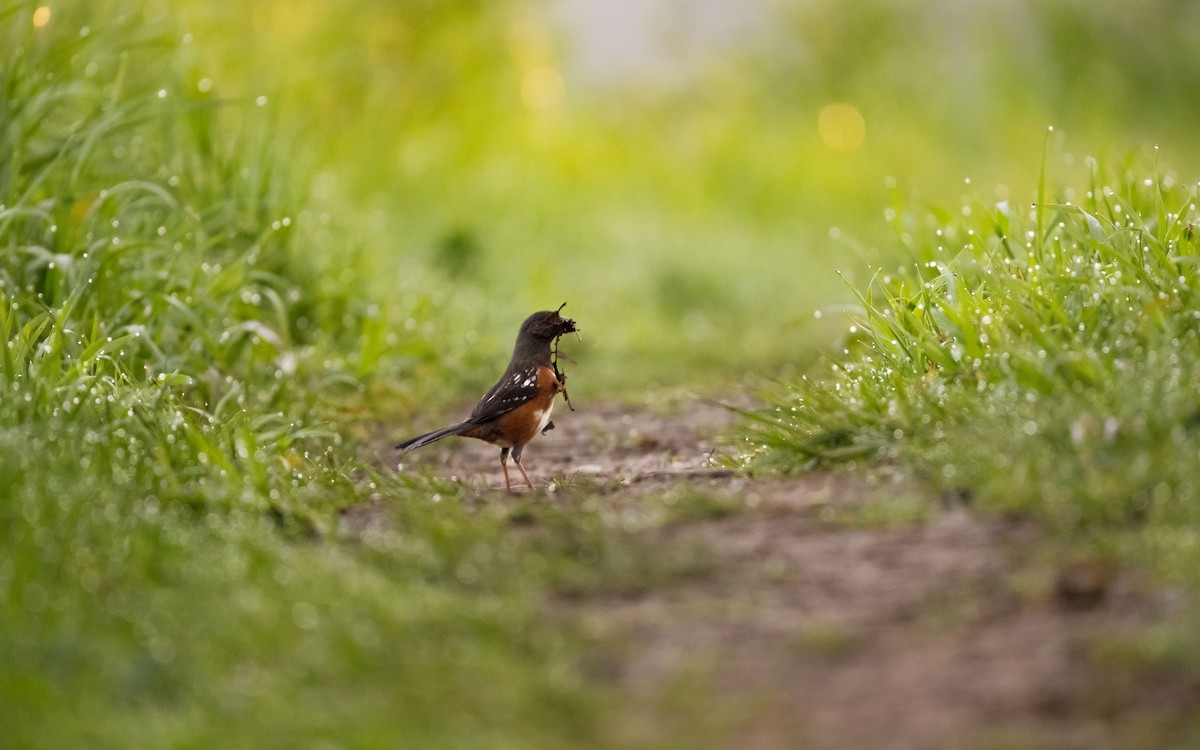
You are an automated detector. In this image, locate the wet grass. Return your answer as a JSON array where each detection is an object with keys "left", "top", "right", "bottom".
[
  {"left": 7, "top": 0, "right": 1200, "bottom": 747},
  {"left": 740, "top": 147, "right": 1200, "bottom": 673},
  {"left": 0, "top": 4, "right": 684, "bottom": 748},
  {"left": 0, "top": 9, "right": 735, "bottom": 746}
]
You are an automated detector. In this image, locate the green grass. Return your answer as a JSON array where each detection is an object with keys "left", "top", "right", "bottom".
[
  {"left": 739, "top": 153, "right": 1200, "bottom": 735},
  {"left": 0, "top": 5, "right": 754, "bottom": 746},
  {"left": 0, "top": 4, "right": 678, "bottom": 747},
  {"left": 739, "top": 146, "right": 1200, "bottom": 597},
  {"left": 7, "top": 0, "right": 1200, "bottom": 746}
]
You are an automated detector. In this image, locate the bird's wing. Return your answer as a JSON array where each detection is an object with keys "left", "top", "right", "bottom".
[{"left": 467, "top": 365, "right": 543, "bottom": 424}]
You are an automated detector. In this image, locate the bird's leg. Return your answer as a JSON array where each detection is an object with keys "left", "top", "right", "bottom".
[
  {"left": 512, "top": 445, "right": 535, "bottom": 489},
  {"left": 499, "top": 446, "right": 512, "bottom": 492}
]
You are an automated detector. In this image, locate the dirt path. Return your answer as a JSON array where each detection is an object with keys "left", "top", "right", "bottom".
[{"left": 379, "top": 398, "right": 1195, "bottom": 749}]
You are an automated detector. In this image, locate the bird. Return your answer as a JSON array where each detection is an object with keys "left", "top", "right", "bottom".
[{"left": 395, "top": 306, "right": 578, "bottom": 491}]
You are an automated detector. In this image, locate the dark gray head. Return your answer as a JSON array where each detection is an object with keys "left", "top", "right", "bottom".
[
  {"left": 511, "top": 304, "right": 577, "bottom": 364},
  {"left": 518, "top": 304, "right": 577, "bottom": 342}
]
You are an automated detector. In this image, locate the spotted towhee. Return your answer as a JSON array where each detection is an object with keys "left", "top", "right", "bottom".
[{"left": 395, "top": 307, "right": 577, "bottom": 490}]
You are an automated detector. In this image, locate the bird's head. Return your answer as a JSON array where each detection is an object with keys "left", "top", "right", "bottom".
[{"left": 520, "top": 303, "right": 577, "bottom": 341}]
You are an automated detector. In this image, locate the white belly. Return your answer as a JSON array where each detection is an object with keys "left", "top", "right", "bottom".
[{"left": 534, "top": 402, "right": 554, "bottom": 434}]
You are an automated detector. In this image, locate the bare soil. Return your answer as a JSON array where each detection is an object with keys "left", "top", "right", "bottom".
[{"left": 379, "top": 398, "right": 1198, "bottom": 750}]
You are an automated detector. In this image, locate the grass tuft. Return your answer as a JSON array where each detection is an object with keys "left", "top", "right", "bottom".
[
  {"left": 0, "top": 5, "right": 670, "bottom": 747},
  {"left": 740, "top": 155, "right": 1200, "bottom": 581}
]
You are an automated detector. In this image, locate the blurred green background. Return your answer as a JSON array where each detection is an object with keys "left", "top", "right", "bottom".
[{"left": 178, "top": 0, "right": 1200, "bottom": 398}]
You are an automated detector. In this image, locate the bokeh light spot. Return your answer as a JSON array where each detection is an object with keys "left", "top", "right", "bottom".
[
  {"left": 521, "top": 67, "right": 564, "bottom": 110},
  {"left": 818, "top": 102, "right": 866, "bottom": 153},
  {"left": 33, "top": 6, "right": 51, "bottom": 27}
]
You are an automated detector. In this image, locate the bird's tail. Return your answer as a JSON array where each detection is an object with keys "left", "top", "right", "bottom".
[{"left": 395, "top": 422, "right": 469, "bottom": 452}]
